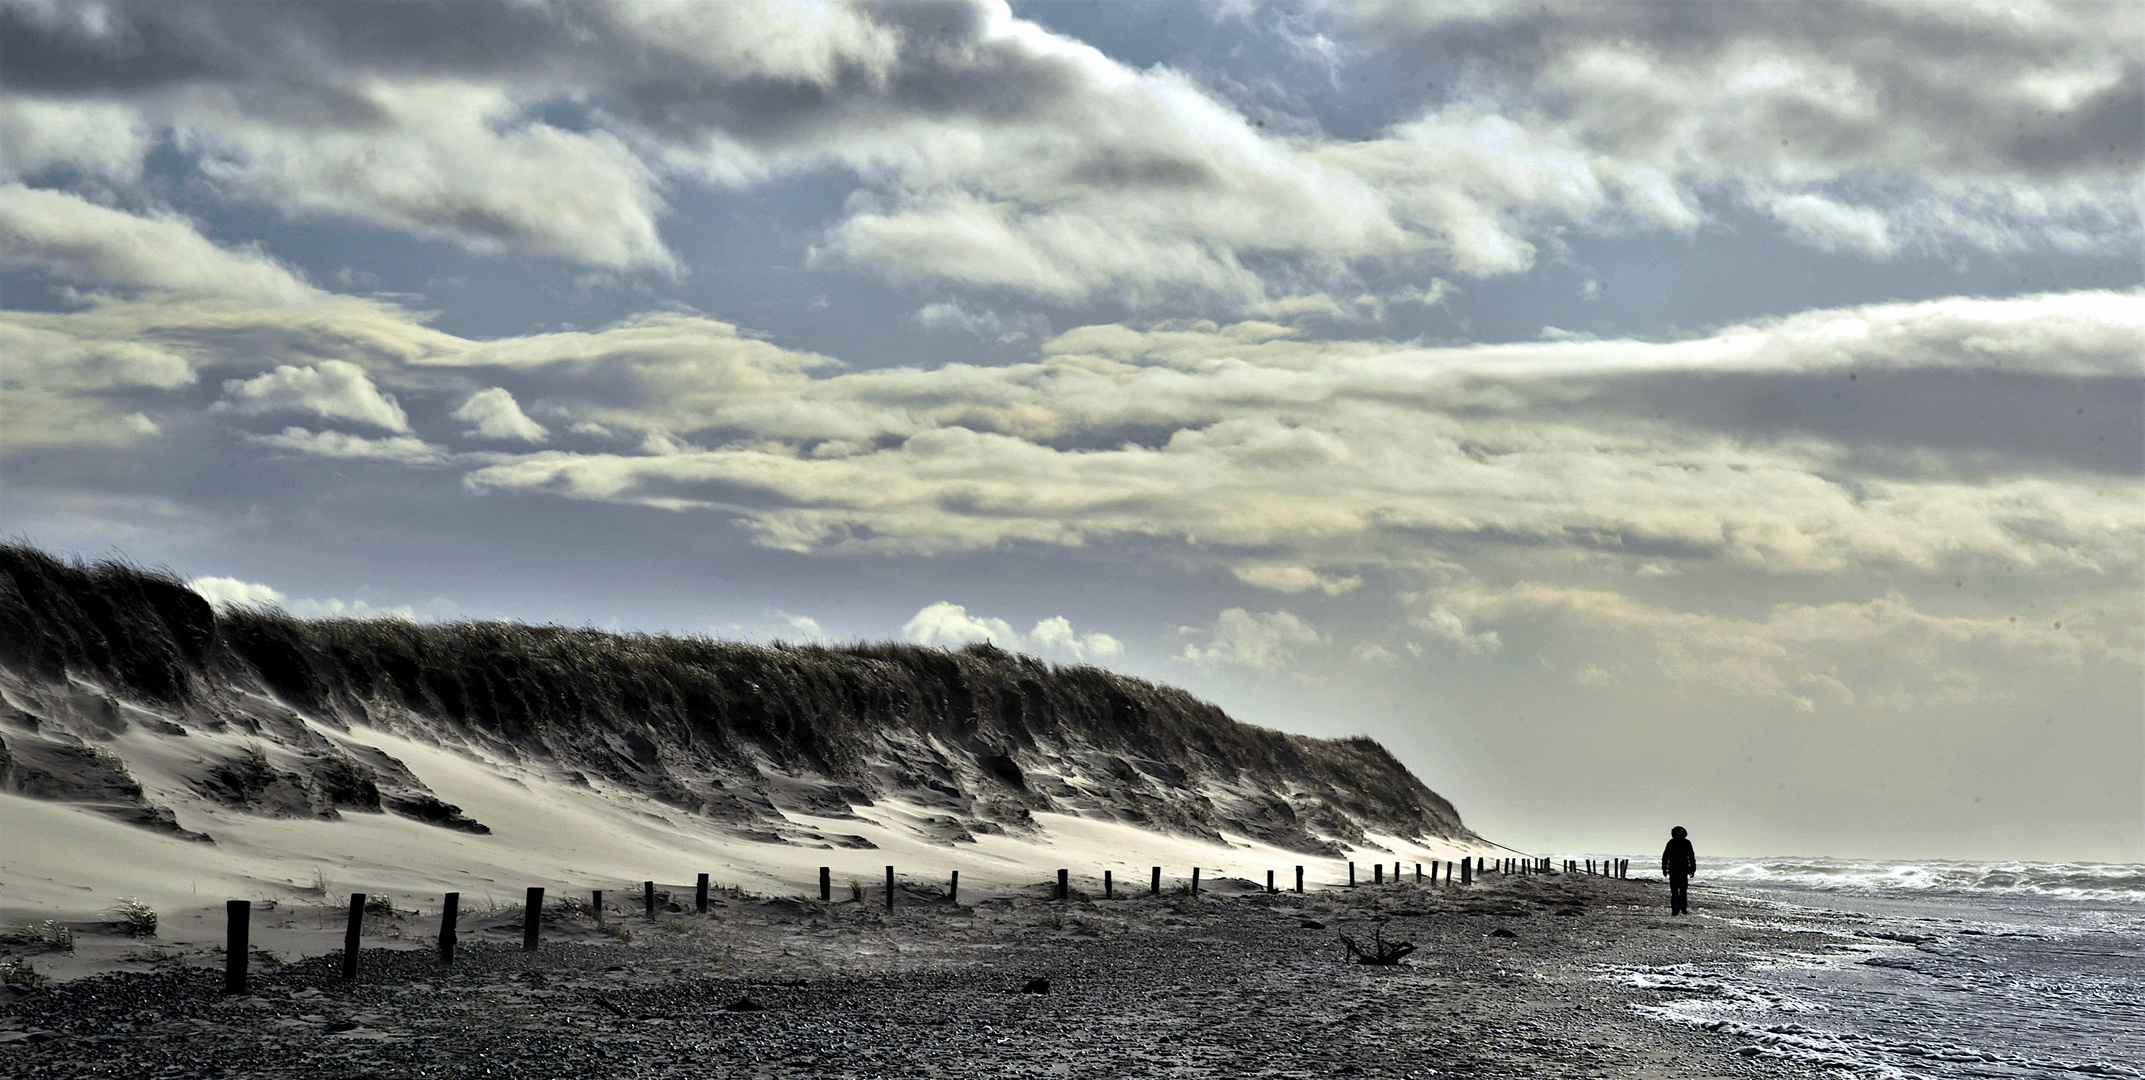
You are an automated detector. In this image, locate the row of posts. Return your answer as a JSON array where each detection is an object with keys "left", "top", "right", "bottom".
[{"left": 221, "top": 854, "right": 1634, "bottom": 992}]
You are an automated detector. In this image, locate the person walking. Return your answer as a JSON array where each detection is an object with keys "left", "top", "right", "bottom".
[{"left": 1661, "top": 826, "right": 1697, "bottom": 915}]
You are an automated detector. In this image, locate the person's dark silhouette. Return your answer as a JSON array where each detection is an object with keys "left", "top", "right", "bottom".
[{"left": 1661, "top": 826, "right": 1697, "bottom": 915}]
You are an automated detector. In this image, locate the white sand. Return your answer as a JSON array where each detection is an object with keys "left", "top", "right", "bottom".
[{"left": 1, "top": 723, "right": 1501, "bottom": 977}]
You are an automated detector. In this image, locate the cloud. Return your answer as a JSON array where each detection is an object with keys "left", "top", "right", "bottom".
[
  {"left": 244, "top": 426, "right": 445, "bottom": 464},
  {"left": 11, "top": 276, "right": 2138, "bottom": 592},
  {"left": 221, "top": 360, "right": 410, "bottom": 431},
  {"left": 10, "top": 0, "right": 2123, "bottom": 309},
  {"left": 1410, "top": 606, "right": 1503, "bottom": 656},
  {"left": 1178, "top": 608, "right": 1323, "bottom": 670},
  {"left": 901, "top": 601, "right": 1121, "bottom": 661},
  {"left": 187, "top": 575, "right": 416, "bottom": 620},
  {"left": 187, "top": 575, "right": 285, "bottom": 611},
  {"left": 0, "top": 185, "right": 319, "bottom": 304},
  {"left": 451, "top": 387, "right": 548, "bottom": 442},
  {"left": 1431, "top": 580, "right": 2138, "bottom": 715},
  {"left": 1232, "top": 563, "right": 1362, "bottom": 595},
  {"left": 1349, "top": 0, "right": 2142, "bottom": 258},
  {"left": 1027, "top": 615, "right": 1124, "bottom": 661}
]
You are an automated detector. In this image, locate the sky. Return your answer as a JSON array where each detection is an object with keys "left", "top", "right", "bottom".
[{"left": 1, "top": 0, "right": 2139, "bottom": 863}]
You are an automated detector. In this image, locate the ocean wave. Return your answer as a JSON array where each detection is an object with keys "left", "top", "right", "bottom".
[{"left": 1711, "top": 857, "right": 2145, "bottom": 903}]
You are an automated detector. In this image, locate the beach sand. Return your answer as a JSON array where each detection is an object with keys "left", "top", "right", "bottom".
[{"left": 0, "top": 872, "right": 1811, "bottom": 1079}]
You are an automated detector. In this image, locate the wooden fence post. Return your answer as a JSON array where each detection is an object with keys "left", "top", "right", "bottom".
[
  {"left": 438, "top": 892, "right": 458, "bottom": 966},
  {"left": 820, "top": 867, "right": 831, "bottom": 902},
  {"left": 1151, "top": 866, "right": 1161, "bottom": 896},
  {"left": 1375, "top": 864, "right": 1384, "bottom": 885},
  {"left": 950, "top": 870, "right": 960, "bottom": 904},
  {"left": 1294, "top": 865, "right": 1304, "bottom": 893},
  {"left": 1103, "top": 870, "right": 1112, "bottom": 899},
  {"left": 592, "top": 889, "right": 603, "bottom": 923},
  {"left": 644, "top": 880, "right": 656, "bottom": 919},
  {"left": 223, "top": 900, "right": 249, "bottom": 994},
  {"left": 696, "top": 873, "right": 710, "bottom": 914},
  {"left": 1057, "top": 868, "right": 1069, "bottom": 901},
  {"left": 885, "top": 865, "right": 895, "bottom": 911},
  {"left": 1267, "top": 869, "right": 1275, "bottom": 894},
  {"left": 1415, "top": 862, "right": 1422, "bottom": 882},
  {"left": 1461, "top": 857, "right": 1472, "bottom": 885},
  {"left": 341, "top": 892, "right": 365, "bottom": 981},
  {"left": 1349, "top": 862, "right": 1356, "bottom": 887},
  {"left": 1191, "top": 867, "right": 1201, "bottom": 895},
  {"left": 523, "top": 887, "right": 543, "bottom": 952}
]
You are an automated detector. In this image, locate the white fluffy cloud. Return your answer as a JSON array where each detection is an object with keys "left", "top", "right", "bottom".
[
  {"left": 0, "top": 185, "right": 318, "bottom": 304},
  {"left": 187, "top": 575, "right": 416, "bottom": 620},
  {"left": 901, "top": 601, "right": 1122, "bottom": 661},
  {"left": 221, "top": 360, "right": 410, "bottom": 432},
  {"left": 1178, "top": 608, "right": 1323, "bottom": 670},
  {"left": 244, "top": 426, "right": 444, "bottom": 464},
  {"left": 452, "top": 387, "right": 548, "bottom": 442}
]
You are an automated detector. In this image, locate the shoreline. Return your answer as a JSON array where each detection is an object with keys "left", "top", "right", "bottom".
[{"left": 1, "top": 872, "right": 1816, "bottom": 1078}]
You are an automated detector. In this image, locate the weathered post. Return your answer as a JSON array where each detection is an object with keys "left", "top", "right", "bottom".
[
  {"left": 1395, "top": 862, "right": 1403, "bottom": 882},
  {"left": 820, "top": 867, "right": 832, "bottom": 902},
  {"left": 522, "top": 887, "right": 543, "bottom": 951},
  {"left": 1057, "top": 868, "right": 1069, "bottom": 901},
  {"left": 341, "top": 892, "right": 365, "bottom": 981},
  {"left": 1461, "top": 857, "right": 1472, "bottom": 886},
  {"left": 1267, "top": 869, "right": 1276, "bottom": 894},
  {"left": 885, "top": 865, "right": 895, "bottom": 912},
  {"left": 644, "top": 880, "right": 657, "bottom": 919},
  {"left": 1191, "top": 867, "right": 1201, "bottom": 896},
  {"left": 1375, "top": 864, "right": 1384, "bottom": 885},
  {"left": 1294, "top": 865, "right": 1304, "bottom": 893},
  {"left": 1103, "top": 870, "right": 1112, "bottom": 899},
  {"left": 1151, "top": 866, "right": 1162, "bottom": 896},
  {"left": 1349, "top": 862, "right": 1356, "bottom": 887},
  {"left": 438, "top": 892, "right": 459, "bottom": 965},
  {"left": 696, "top": 873, "right": 710, "bottom": 914},
  {"left": 223, "top": 900, "right": 249, "bottom": 995},
  {"left": 592, "top": 889, "right": 604, "bottom": 923},
  {"left": 950, "top": 870, "right": 960, "bottom": 904},
  {"left": 1415, "top": 862, "right": 1422, "bottom": 882}
]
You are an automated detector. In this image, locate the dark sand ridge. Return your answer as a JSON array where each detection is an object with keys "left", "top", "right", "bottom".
[{"left": 0, "top": 872, "right": 1809, "bottom": 1079}]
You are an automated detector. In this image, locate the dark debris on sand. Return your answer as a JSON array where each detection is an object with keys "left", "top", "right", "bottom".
[{"left": 0, "top": 874, "right": 1810, "bottom": 1079}]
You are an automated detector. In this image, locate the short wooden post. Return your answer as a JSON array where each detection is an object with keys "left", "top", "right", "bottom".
[
  {"left": 1103, "top": 870, "right": 1112, "bottom": 899},
  {"left": 438, "top": 892, "right": 459, "bottom": 965},
  {"left": 1415, "top": 862, "right": 1422, "bottom": 882},
  {"left": 1151, "top": 866, "right": 1161, "bottom": 896},
  {"left": 341, "top": 892, "right": 365, "bottom": 980},
  {"left": 820, "top": 866, "right": 832, "bottom": 902},
  {"left": 1348, "top": 862, "right": 1356, "bottom": 887},
  {"left": 1294, "top": 865, "right": 1304, "bottom": 893},
  {"left": 1057, "top": 868, "right": 1069, "bottom": 901},
  {"left": 223, "top": 900, "right": 249, "bottom": 994},
  {"left": 1461, "top": 857, "right": 1472, "bottom": 885},
  {"left": 592, "top": 889, "right": 603, "bottom": 923},
  {"left": 950, "top": 870, "right": 960, "bottom": 904},
  {"left": 1267, "top": 869, "right": 1275, "bottom": 894},
  {"left": 522, "top": 887, "right": 543, "bottom": 951},
  {"left": 885, "top": 865, "right": 895, "bottom": 911},
  {"left": 1190, "top": 867, "right": 1200, "bottom": 895},
  {"left": 1374, "top": 864, "right": 1384, "bottom": 885},
  {"left": 644, "top": 880, "right": 657, "bottom": 919},
  {"left": 696, "top": 873, "right": 710, "bottom": 914},
  {"left": 1395, "top": 862, "right": 1403, "bottom": 882}
]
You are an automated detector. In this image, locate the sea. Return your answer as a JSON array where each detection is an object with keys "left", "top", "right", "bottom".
[{"left": 1604, "top": 857, "right": 2145, "bottom": 1078}]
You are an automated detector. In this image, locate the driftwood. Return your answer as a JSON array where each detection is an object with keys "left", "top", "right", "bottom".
[{"left": 1337, "top": 924, "right": 1416, "bottom": 965}]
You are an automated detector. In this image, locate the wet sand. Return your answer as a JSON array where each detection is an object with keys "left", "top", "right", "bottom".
[{"left": 1, "top": 873, "right": 1810, "bottom": 1079}]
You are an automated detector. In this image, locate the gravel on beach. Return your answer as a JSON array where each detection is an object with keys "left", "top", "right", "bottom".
[{"left": 0, "top": 873, "right": 1816, "bottom": 1079}]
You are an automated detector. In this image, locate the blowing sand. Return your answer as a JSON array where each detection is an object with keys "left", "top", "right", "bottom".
[{"left": 0, "top": 871, "right": 1811, "bottom": 1079}]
